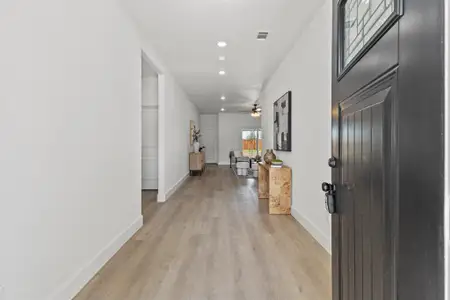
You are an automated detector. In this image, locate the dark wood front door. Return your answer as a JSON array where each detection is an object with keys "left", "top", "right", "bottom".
[{"left": 330, "top": 0, "right": 445, "bottom": 299}]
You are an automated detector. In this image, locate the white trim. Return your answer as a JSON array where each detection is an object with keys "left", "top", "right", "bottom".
[
  {"left": 218, "top": 161, "right": 231, "bottom": 166},
  {"left": 141, "top": 49, "right": 166, "bottom": 210},
  {"left": 157, "top": 74, "right": 166, "bottom": 203},
  {"left": 142, "top": 104, "right": 159, "bottom": 109},
  {"left": 157, "top": 191, "right": 166, "bottom": 202},
  {"left": 48, "top": 215, "right": 143, "bottom": 300},
  {"left": 163, "top": 172, "right": 190, "bottom": 202},
  {"left": 140, "top": 48, "right": 164, "bottom": 75},
  {"left": 291, "top": 207, "right": 331, "bottom": 254}
]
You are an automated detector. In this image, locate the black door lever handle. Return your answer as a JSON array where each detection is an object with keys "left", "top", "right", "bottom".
[{"left": 322, "top": 182, "right": 333, "bottom": 192}]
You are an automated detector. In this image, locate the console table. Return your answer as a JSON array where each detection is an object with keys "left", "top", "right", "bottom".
[
  {"left": 258, "top": 162, "right": 292, "bottom": 215},
  {"left": 189, "top": 152, "right": 205, "bottom": 175}
]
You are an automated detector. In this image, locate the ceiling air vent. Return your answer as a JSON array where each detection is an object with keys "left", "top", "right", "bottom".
[{"left": 257, "top": 32, "right": 269, "bottom": 40}]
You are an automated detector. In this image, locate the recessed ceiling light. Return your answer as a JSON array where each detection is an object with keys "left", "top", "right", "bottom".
[
  {"left": 221, "top": 108, "right": 225, "bottom": 112},
  {"left": 219, "top": 56, "right": 226, "bottom": 61},
  {"left": 217, "top": 41, "right": 227, "bottom": 48},
  {"left": 221, "top": 96, "right": 226, "bottom": 100},
  {"left": 219, "top": 70, "right": 226, "bottom": 75}
]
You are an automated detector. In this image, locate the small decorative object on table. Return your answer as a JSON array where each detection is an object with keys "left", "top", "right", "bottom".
[
  {"left": 192, "top": 126, "right": 201, "bottom": 153},
  {"left": 264, "top": 149, "right": 276, "bottom": 165},
  {"left": 271, "top": 159, "right": 284, "bottom": 168}
]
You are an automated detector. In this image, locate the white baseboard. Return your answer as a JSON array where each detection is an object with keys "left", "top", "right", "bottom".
[
  {"left": 48, "top": 215, "right": 143, "bottom": 300},
  {"left": 291, "top": 207, "right": 331, "bottom": 254},
  {"left": 218, "top": 161, "right": 231, "bottom": 165},
  {"left": 157, "top": 192, "right": 166, "bottom": 203},
  {"left": 164, "top": 172, "right": 189, "bottom": 201}
]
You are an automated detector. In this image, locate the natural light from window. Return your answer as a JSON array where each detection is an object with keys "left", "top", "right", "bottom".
[{"left": 242, "top": 129, "right": 263, "bottom": 158}]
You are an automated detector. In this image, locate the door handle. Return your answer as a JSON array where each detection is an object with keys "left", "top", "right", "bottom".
[{"left": 322, "top": 182, "right": 336, "bottom": 214}]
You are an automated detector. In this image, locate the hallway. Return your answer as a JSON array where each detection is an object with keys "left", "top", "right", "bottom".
[{"left": 75, "top": 166, "right": 331, "bottom": 300}]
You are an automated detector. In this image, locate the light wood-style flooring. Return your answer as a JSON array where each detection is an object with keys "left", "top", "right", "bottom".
[{"left": 75, "top": 166, "right": 331, "bottom": 300}]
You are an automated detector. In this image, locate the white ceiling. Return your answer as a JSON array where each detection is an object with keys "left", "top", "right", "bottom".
[{"left": 124, "top": 0, "right": 325, "bottom": 113}]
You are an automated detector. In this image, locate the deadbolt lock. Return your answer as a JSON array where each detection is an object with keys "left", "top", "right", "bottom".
[
  {"left": 322, "top": 182, "right": 336, "bottom": 214},
  {"left": 328, "top": 157, "right": 337, "bottom": 168}
]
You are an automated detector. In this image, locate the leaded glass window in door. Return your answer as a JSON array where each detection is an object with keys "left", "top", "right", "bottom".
[{"left": 341, "top": 0, "right": 400, "bottom": 70}]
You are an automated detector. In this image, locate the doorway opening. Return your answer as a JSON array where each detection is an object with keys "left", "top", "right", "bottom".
[{"left": 141, "top": 56, "right": 159, "bottom": 215}]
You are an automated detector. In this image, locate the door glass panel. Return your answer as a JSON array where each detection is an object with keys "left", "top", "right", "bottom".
[{"left": 343, "top": 0, "right": 396, "bottom": 68}]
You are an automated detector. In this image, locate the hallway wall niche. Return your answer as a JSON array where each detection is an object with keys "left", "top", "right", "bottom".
[{"left": 141, "top": 58, "right": 159, "bottom": 190}]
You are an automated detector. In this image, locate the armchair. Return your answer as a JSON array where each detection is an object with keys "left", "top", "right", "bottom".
[{"left": 229, "top": 150, "right": 250, "bottom": 168}]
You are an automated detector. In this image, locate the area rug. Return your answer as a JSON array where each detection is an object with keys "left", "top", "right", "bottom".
[{"left": 231, "top": 165, "right": 256, "bottom": 179}]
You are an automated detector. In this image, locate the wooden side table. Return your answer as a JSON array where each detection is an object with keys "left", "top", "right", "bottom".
[
  {"left": 189, "top": 152, "right": 205, "bottom": 175},
  {"left": 258, "top": 162, "right": 292, "bottom": 215}
]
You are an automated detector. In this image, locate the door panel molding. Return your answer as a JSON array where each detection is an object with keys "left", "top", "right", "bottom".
[
  {"left": 335, "top": 26, "right": 399, "bottom": 104},
  {"left": 336, "top": 70, "right": 398, "bottom": 299},
  {"left": 340, "top": 67, "right": 397, "bottom": 112}
]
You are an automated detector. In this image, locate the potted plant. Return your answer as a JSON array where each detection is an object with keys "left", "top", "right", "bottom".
[
  {"left": 271, "top": 159, "right": 284, "bottom": 168},
  {"left": 192, "top": 126, "right": 201, "bottom": 153}
]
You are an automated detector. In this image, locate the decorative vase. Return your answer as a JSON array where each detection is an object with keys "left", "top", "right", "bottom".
[
  {"left": 193, "top": 141, "right": 200, "bottom": 153},
  {"left": 264, "top": 149, "right": 276, "bottom": 164}
]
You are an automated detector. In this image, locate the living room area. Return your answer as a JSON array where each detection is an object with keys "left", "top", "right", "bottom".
[{"left": 199, "top": 112, "right": 262, "bottom": 177}]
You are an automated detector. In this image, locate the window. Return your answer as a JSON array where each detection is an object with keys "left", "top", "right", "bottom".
[
  {"left": 242, "top": 129, "right": 263, "bottom": 157},
  {"left": 340, "top": 0, "right": 401, "bottom": 74}
]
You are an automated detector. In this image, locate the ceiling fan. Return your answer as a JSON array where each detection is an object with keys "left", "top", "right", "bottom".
[
  {"left": 237, "top": 103, "right": 262, "bottom": 117},
  {"left": 251, "top": 103, "right": 262, "bottom": 118}
]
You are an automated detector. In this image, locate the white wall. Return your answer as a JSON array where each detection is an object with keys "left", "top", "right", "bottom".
[
  {"left": 260, "top": 1, "right": 332, "bottom": 252},
  {"left": 0, "top": 0, "right": 198, "bottom": 299},
  {"left": 163, "top": 76, "right": 199, "bottom": 197},
  {"left": 0, "top": 0, "right": 142, "bottom": 299},
  {"left": 218, "top": 113, "right": 261, "bottom": 165},
  {"left": 200, "top": 114, "right": 219, "bottom": 163},
  {"left": 136, "top": 14, "right": 200, "bottom": 203}
]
